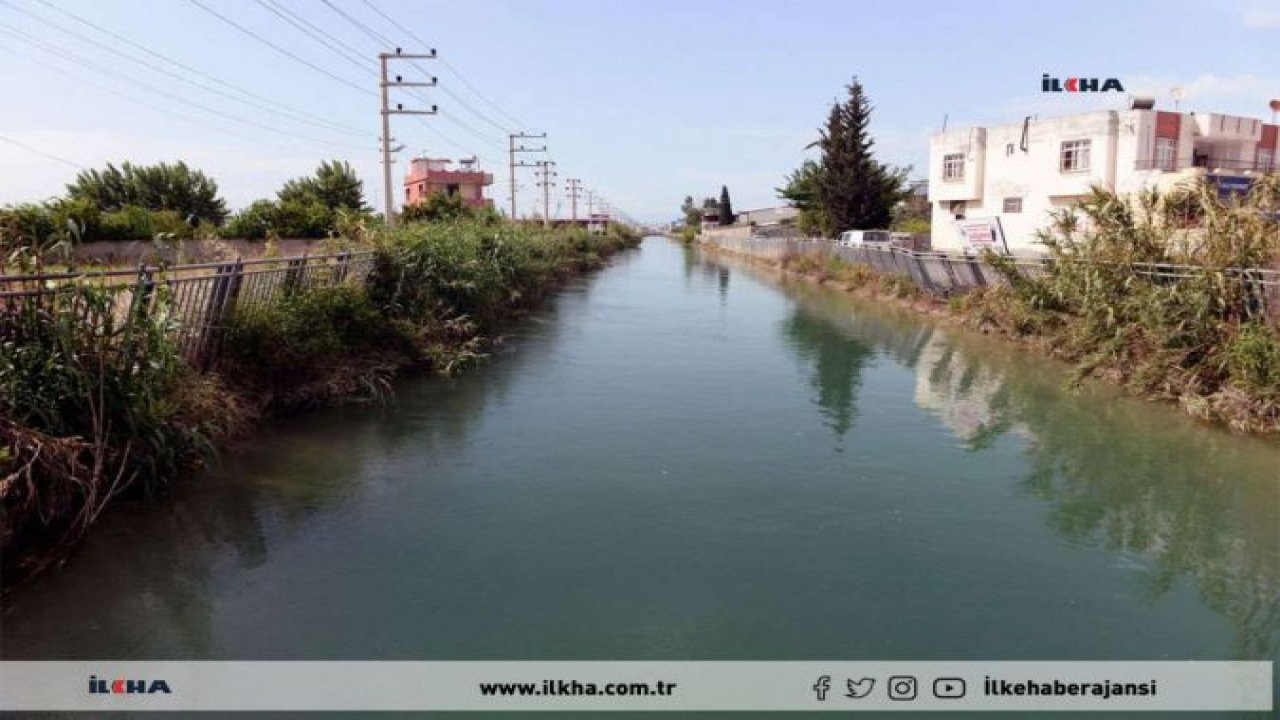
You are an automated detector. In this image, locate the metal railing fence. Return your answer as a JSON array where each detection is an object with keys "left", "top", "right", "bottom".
[
  {"left": 0, "top": 251, "right": 377, "bottom": 369},
  {"left": 702, "top": 237, "right": 1280, "bottom": 312}
]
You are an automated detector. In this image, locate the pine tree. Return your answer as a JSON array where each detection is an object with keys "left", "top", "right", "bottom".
[
  {"left": 811, "top": 77, "right": 907, "bottom": 236},
  {"left": 718, "top": 185, "right": 734, "bottom": 226}
]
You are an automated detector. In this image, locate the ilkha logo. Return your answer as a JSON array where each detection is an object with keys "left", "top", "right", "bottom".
[
  {"left": 1042, "top": 74, "right": 1125, "bottom": 93},
  {"left": 88, "top": 675, "right": 173, "bottom": 695}
]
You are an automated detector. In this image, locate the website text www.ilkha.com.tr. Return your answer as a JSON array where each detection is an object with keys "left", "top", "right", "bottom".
[{"left": 478, "top": 679, "right": 679, "bottom": 698}]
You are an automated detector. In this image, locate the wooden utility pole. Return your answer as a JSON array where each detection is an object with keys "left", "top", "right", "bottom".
[
  {"left": 535, "top": 160, "right": 557, "bottom": 226},
  {"left": 380, "top": 48, "right": 438, "bottom": 226},
  {"left": 566, "top": 178, "right": 582, "bottom": 222},
  {"left": 508, "top": 132, "right": 545, "bottom": 219}
]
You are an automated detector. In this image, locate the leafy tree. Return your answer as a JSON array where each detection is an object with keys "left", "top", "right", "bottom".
[
  {"left": 808, "top": 77, "right": 908, "bottom": 235},
  {"left": 718, "top": 185, "right": 734, "bottom": 226},
  {"left": 777, "top": 159, "right": 828, "bottom": 235},
  {"left": 66, "top": 161, "right": 228, "bottom": 225},
  {"left": 223, "top": 161, "right": 371, "bottom": 239},
  {"left": 277, "top": 160, "right": 366, "bottom": 212},
  {"left": 680, "top": 195, "right": 702, "bottom": 227}
]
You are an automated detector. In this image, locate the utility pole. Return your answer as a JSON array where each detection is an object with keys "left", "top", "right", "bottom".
[
  {"left": 380, "top": 48, "right": 438, "bottom": 227},
  {"left": 566, "top": 178, "right": 582, "bottom": 222},
  {"left": 535, "top": 160, "right": 557, "bottom": 226},
  {"left": 508, "top": 132, "right": 546, "bottom": 219}
]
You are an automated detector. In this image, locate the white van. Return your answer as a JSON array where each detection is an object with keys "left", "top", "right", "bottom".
[{"left": 836, "top": 229, "right": 891, "bottom": 247}]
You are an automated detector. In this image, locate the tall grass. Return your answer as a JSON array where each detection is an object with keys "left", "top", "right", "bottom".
[
  {"left": 779, "top": 247, "right": 919, "bottom": 298},
  {"left": 0, "top": 283, "right": 241, "bottom": 580},
  {"left": 971, "top": 175, "right": 1280, "bottom": 432},
  {"left": 367, "top": 219, "right": 639, "bottom": 328}
]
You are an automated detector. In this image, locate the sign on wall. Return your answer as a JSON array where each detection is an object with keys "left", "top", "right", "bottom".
[
  {"left": 1209, "top": 175, "right": 1254, "bottom": 200},
  {"left": 955, "top": 217, "right": 1009, "bottom": 255}
]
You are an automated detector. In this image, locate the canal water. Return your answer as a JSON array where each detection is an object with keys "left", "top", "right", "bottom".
[{"left": 2, "top": 238, "right": 1277, "bottom": 717}]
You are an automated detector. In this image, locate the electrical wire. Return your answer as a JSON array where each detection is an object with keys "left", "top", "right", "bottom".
[
  {"left": 30, "top": 0, "right": 366, "bottom": 135},
  {"left": 187, "top": 0, "right": 373, "bottom": 97},
  {"left": 0, "top": 132, "right": 85, "bottom": 169},
  {"left": 0, "top": 20, "right": 371, "bottom": 151}
]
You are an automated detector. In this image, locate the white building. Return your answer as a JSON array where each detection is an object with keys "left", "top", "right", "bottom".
[
  {"left": 736, "top": 205, "right": 800, "bottom": 227},
  {"left": 928, "top": 106, "right": 1279, "bottom": 253}
]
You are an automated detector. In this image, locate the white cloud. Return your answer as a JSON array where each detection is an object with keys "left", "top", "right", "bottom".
[{"left": 1237, "top": 0, "right": 1280, "bottom": 27}]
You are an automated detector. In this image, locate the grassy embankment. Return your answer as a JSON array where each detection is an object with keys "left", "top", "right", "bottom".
[
  {"left": 0, "top": 219, "right": 641, "bottom": 587},
  {"left": 729, "top": 179, "right": 1280, "bottom": 434}
]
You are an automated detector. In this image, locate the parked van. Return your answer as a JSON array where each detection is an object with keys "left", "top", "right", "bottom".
[{"left": 836, "top": 229, "right": 891, "bottom": 247}]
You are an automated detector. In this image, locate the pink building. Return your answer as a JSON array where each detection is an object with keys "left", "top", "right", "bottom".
[{"left": 404, "top": 157, "right": 494, "bottom": 209}]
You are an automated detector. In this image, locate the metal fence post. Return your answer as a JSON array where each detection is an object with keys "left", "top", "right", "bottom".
[
  {"left": 283, "top": 254, "right": 307, "bottom": 296},
  {"left": 334, "top": 250, "right": 351, "bottom": 285},
  {"left": 198, "top": 258, "right": 244, "bottom": 370},
  {"left": 128, "top": 262, "right": 156, "bottom": 322}
]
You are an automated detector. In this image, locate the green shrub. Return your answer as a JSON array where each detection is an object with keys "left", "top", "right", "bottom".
[
  {"left": 0, "top": 283, "right": 200, "bottom": 490},
  {"left": 220, "top": 285, "right": 407, "bottom": 388},
  {"left": 1227, "top": 321, "right": 1280, "bottom": 394},
  {"left": 970, "top": 175, "right": 1280, "bottom": 429}
]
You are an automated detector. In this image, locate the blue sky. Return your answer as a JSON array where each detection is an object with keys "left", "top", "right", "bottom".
[{"left": 1, "top": 0, "right": 1278, "bottom": 221}]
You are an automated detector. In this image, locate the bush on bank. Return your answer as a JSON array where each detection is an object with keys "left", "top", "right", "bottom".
[
  {"left": 0, "top": 283, "right": 244, "bottom": 581},
  {"left": 0, "top": 217, "right": 642, "bottom": 588},
  {"left": 961, "top": 177, "right": 1280, "bottom": 432}
]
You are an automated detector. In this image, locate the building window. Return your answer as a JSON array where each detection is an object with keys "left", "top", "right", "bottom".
[
  {"left": 1258, "top": 148, "right": 1275, "bottom": 172},
  {"left": 943, "top": 153, "right": 964, "bottom": 181},
  {"left": 1060, "top": 139, "right": 1091, "bottom": 173},
  {"left": 1154, "top": 137, "right": 1176, "bottom": 171},
  {"left": 1006, "top": 143, "right": 1015, "bottom": 156},
  {"left": 949, "top": 200, "right": 966, "bottom": 219},
  {"left": 1003, "top": 197, "right": 1023, "bottom": 213}
]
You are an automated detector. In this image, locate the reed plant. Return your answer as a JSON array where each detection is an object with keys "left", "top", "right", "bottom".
[{"left": 972, "top": 176, "right": 1280, "bottom": 432}]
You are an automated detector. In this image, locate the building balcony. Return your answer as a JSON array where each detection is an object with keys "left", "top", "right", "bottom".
[
  {"left": 1191, "top": 156, "right": 1276, "bottom": 174},
  {"left": 1135, "top": 156, "right": 1276, "bottom": 175}
]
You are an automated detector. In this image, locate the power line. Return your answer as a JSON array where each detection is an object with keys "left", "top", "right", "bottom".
[
  {"left": 0, "top": 20, "right": 370, "bottom": 151},
  {"left": 0, "top": 43, "right": 354, "bottom": 160},
  {"left": 186, "top": 0, "right": 374, "bottom": 97},
  {"left": 29, "top": 0, "right": 366, "bottom": 136},
  {"left": 5, "top": 1, "right": 368, "bottom": 140},
  {"left": 0, "top": 133, "right": 85, "bottom": 169},
  {"left": 319, "top": 0, "right": 390, "bottom": 46},
  {"left": 253, "top": 0, "right": 371, "bottom": 75}
]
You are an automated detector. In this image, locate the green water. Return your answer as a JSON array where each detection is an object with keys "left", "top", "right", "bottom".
[{"left": 1, "top": 239, "right": 1277, "bottom": 717}]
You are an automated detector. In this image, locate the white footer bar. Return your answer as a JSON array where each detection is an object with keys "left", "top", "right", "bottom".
[{"left": 0, "top": 661, "right": 1271, "bottom": 712}]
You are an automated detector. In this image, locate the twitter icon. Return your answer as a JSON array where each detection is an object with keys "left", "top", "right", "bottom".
[{"left": 845, "top": 677, "right": 876, "bottom": 699}]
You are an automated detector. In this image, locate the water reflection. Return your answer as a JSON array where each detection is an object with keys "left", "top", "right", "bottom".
[
  {"left": 756, "top": 260, "right": 1279, "bottom": 661},
  {"left": 782, "top": 310, "right": 874, "bottom": 437}
]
